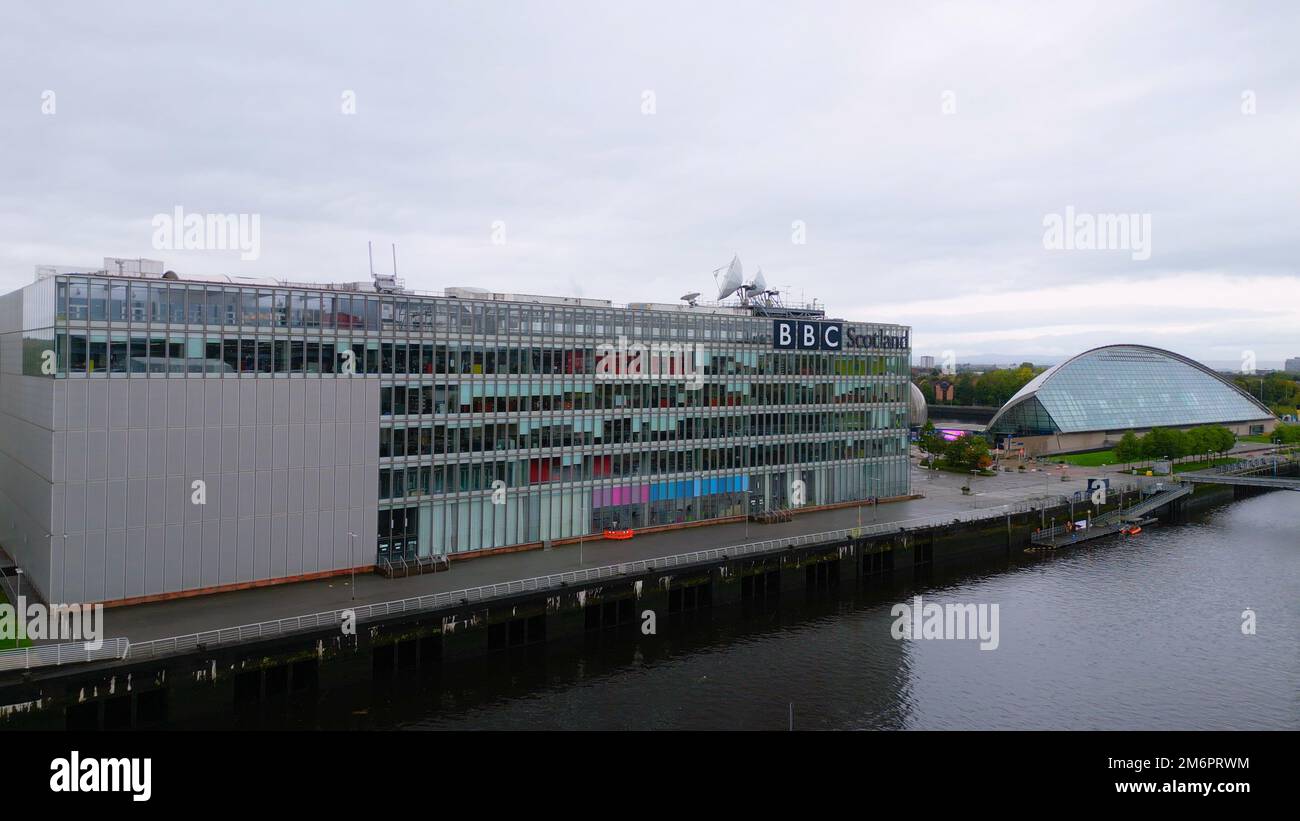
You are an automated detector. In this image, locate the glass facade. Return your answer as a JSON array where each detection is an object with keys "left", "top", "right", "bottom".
[
  {"left": 43, "top": 273, "right": 912, "bottom": 562},
  {"left": 988, "top": 345, "right": 1274, "bottom": 436}
]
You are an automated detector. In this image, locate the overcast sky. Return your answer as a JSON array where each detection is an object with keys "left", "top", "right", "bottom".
[{"left": 3, "top": 1, "right": 1298, "bottom": 366}]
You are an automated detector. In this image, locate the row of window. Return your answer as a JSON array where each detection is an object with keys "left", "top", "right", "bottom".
[
  {"left": 54, "top": 276, "right": 909, "bottom": 346},
  {"left": 34, "top": 333, "right": 910, "bottom": 380},
  {"left": 379, "top": 460, "right": 911, "bottom": 557},
  {"left": 378, "top": 412, "right": 907, "bottom": 457},
  {"left": 378, "top": 381, "right": 907, "bottom": 416},
  {"left": 378, "top": 438, "right": 908, "bottom": 499}
]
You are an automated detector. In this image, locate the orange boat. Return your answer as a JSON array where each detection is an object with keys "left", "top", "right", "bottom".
[
  {"left": 1121, "top": 525, "right": 1142, "bottom": 536},
  {"left": 603, "top": 529, "right": 634, "bottom": 540}
]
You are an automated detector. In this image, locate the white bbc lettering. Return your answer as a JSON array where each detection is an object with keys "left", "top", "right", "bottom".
[{"left": 822, "top": 324, "right": 841, "bottom": 350}]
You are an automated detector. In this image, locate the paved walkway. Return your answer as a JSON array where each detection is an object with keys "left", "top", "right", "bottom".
[{"left": 100, "top": 464, "right": 1099, "bottom": 644}]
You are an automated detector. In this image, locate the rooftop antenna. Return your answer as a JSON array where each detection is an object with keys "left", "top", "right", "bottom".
[
  {"left": 369, "top": 241, "right": 405, "bottom": 293},
  {"left": 740, "top": 267, "right": 768, "bottom": 306},
  {"left": 713, "top": 254, "right": 743, "bottom": 301},
  {"left": 681, "top": 291, "right": 701, "bottom": 307}
]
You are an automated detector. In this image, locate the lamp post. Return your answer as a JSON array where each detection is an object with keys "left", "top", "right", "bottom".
[
  {"left": 745, "top": 493, "right": 753, "bottom": 540},
  {"left": 347, "top": 531, "right": 357, "bottom": 600}
]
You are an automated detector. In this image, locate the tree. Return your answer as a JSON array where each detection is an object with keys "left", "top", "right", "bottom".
[
  {"left": 1114, "top": 431, "right": 1140, "bottom": 468},
  {"left": 945, "top": 433, "right": 991, "bottom": 472},
  {"left": 1207, "top": 425, "right": 1235, "bottom": 457},
  {"left": 917, "top": 421, "right": 945, "bottom": 464},
  {"left": 1274, "top": 423, "right": 1300, "bottom": 444}
]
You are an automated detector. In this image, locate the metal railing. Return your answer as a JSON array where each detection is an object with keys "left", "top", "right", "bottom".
[
  {"left": 1120, "top": 484, "right": 1192, "bottom": 518},
  {"left": 1197, "top": 454, "right": 1296, "bottom": 475},
  {"left": 378, "top": 553, "right": 452, "bottom": 575},
  {"left": 8, "top": 495, "right": 1075, "bottom": 670},
  {"left": 1030, "top": 484, "right": 1190, "bottom": 545},
  {"left": 0, "top": 638, "right": 130, "bottom": 672},
  {"left": 127, "top": 496, "right": 1075, "bottom": 662}
]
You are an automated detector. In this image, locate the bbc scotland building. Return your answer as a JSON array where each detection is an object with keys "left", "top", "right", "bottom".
[{"left": 0, "top": 259, "right": 912, "bottom": 605}]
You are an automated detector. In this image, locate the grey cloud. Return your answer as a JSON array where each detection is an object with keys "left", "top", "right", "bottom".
[{"left": 2, "top": 0, "right": 1298, "bottom": 361}]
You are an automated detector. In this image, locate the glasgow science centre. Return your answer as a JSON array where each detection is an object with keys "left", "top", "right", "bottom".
[{"left": 0, "top": 258, "right": 912, "bottom": 605}]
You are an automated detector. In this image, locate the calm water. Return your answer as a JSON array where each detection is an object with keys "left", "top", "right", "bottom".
[{"left": 282, "top": 492, "right": 1300, "bottom": 730}]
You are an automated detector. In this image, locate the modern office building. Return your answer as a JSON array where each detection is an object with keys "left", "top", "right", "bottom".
[
  {"left": 1285, "top": 356, "right": 1300, "bottom": 375},
  {"left": 0, "top": 259, "right": 912, "bottom": 605},
  {"left": 987, "top": 344, "right": 1277, "bottom": 455}
]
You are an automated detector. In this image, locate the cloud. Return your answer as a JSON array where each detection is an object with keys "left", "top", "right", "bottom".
[{"left": 2, "top": 1, "right": 1298, "bottom": 363}]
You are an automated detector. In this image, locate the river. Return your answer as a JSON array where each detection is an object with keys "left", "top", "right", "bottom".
[{"left": 250, "top": 491, "right": 1300, "bottom": 730}]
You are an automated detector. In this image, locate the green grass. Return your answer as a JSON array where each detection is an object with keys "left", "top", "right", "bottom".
[
  {"left": 1056, "top": 450, "right": 1117, "bottom": 467},
  {"left": 919, "top": 460, "right": 997, "bottom": 476},
  {"left": 0, "top": 589, "right": 31, "bottom": 652},
  {"left": 1056, "top": 450, "right": 1250, "bottom": 473}
]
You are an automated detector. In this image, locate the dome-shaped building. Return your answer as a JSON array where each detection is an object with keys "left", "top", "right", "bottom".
[
  {"left": 987, "top": 344, "right": 1276, "bottom": 455},
  {"left": 908, "top": 381, "right": 928, "bottom": 429}
]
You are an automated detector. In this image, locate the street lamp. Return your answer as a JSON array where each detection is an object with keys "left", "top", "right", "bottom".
[{"left": 347, "top": 531, "right": 357, "bottom": 600}]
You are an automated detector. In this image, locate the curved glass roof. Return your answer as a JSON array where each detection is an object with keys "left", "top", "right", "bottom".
[
  {"left": 909, "top": 382, "right": 928, "bottom": 428},
  {"left": 988, "top": 345, "right": 1274, "bottom": 436}
]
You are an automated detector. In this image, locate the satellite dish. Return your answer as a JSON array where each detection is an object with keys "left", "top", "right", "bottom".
[
  {"left": 715, "top": 254, "right": 743, "bottom": 300},
  {"left": 752, "top": 268, "right": 767, "bottom": 293},
  {"left": 680, "top": 292, "right": 701, "bottom": 306}
]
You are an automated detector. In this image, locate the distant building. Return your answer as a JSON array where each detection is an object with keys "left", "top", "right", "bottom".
[
  {"left": 918, "top": 355, "right": 935, "bottom": 369},
  {"left": 933, "top": 381, "right": 954, "bottom": 402},
  {"left": 987, "top": 344, "right": 1277, "bottom": 456},
  {"left": 1286, "top": 356, "right": 1300, "bottom": 374}
]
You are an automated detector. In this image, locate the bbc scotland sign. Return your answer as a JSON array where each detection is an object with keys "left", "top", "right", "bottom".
[
  {"left": 773, "top": 320, "right": 908, "bottom": 351},
  {"left": 773, "top": 320, "right": 842, "bottom": 350}
]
